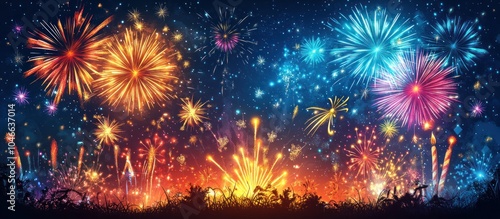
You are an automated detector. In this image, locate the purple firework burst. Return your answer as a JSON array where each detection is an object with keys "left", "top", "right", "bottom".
[
  {"left": 214, "top": 24, "right": 240, "bottom": 52},
  {"left": 373, "top": 51, "right": 457, "bottom": 128}
]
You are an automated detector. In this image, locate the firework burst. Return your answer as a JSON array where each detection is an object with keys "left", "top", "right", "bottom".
[
  {"left": 329, "top": 6, "right": 414, "bottom": 85},
  {"left": 178, "top": 97, "right": 209, "bottom": 130},
  {"left": 428, "top": 17, "right": 487, "bottom": 72},
  {"left": 300, "top": 37, "right": 325, "bottom": 65},
  {"left": 469, "top": 100, "right": 485, "bottom": 117},
  {"left": 25, "top": 9, "right": 112, "bottom": 104},
  {"left": 379, "top": 119, "right": 399, "bottom": 139},
  {"left": 13, "top": 87, "right": 29, "bottom": 105},
  {"left": 345, "top": 127, "right": 381, "bottom": 178},
  {"left": 139, "top": 134, "right": 166, "bottom": 196},
  {"left": 208, "top": 142, "right": 287, "bottom": 197},
  {"left": 305, "top": 96, "right": 349, "bottom": 136},
  {"left": 198, "top": 8, "right": 257, "bottom": 66},
  {"left": 93, "top": 116, "right": 123, "bottom": 146},
  {"left": 95, "top": 29, "right": 177, "bottom": 113},
  {"left": 373, "top": 51, "right": 457, "bottom": 128}
]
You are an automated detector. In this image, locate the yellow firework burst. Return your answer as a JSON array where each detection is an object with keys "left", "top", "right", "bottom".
[
  {"left": 178, "top": 97, "right": 208, "bottom": 130},
  {"left": 156, "top": 4, "right": 168, "bottom": 19},
  {"left": 208, "top": 119, "right": 287, "bottom": 197},
  {"left": 208, "top": 142, "right": 287, "bottom": 197},
  {"left": 128, "top": 9, "right": 140, "bottom": 21},
  {"left": 380, "top": 119, "right": 399, "bottom": 139},
  {"left": 94, "top": 116, "right": 123, "bottom": 146},
  {"left": 305, "top": 96, "right": 349, "bottom": 136},
  {"left": 95, "top": 29, "right": 177, "bottom": 113}
]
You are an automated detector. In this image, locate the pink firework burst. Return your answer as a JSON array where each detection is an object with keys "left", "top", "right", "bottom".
[
  {"left": 213, "top": 24, "right": 240, "bottom": 52},
  {"left": 45, "top": 101, "right": 58, "bottom": 116},
  {"left": 470, "top": 100, "right": 484, "bottom": 117},
  {"left": 13, "top": 87, "right": 29, "bottom": 104},
  {"left": 373, "top": 51, "right": 457, "bottom": 128}
]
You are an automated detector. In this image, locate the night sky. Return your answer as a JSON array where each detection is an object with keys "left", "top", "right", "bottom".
[{"left": 1, "top": 0, "right": 499, "bottom": 203}]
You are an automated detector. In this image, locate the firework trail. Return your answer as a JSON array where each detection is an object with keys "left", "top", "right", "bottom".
[
  {"left": 78, "top": 145, "right": 85, "bottom": 176},
  {"left": 51, "top": 139, "right": 58, "bottom": 169},
  {"left": 14, "top": 146, "right": 23, "bottom": 178},
  {"left": 25, "top": 9, "right": 112, "bottom": 104},
  {"left": 114, "top": 145, "right": 120, "bottom": 187},
  {"left": 139, "top": 134, "right": 165, "bottom": 198},
  {"left": 373, "top": 51, "right": 457, "bottom": 128}
]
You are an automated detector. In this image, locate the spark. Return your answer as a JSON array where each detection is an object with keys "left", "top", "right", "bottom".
[{"left": 178, "top": 97, "right": 209, "bottom": 130}]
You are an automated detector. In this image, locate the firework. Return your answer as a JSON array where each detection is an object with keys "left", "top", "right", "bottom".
[
  {"left": 13, "top": 87, "right": 29, "bottom": 104},
  {"left": 95, "top": 29, "right": 177, "bottom": 113},
  {"left": 256, "top": 56, "right": 265, "bottom": 65},
  {"left": 52, "top": 164, "right": 85, "bottom": 191},
  {"left": 427, "top": 17, "right": 487, "bottom": 72},
  {"left": 139, "top": 134, "right": 166, "bottom": 197},
  {"left": 51, "top": 139, "right": 58, "bottom": 169},
  {"left": 379, "top": 119, "right": 399, "bottom": 139},
  {"left": 25, "top": 9, "right": 112, "bottom": 104},
  {"left": 470, "top": 100, "right": 484, "bottom": 117},
  {"left": 293, "top": 105, "right": 299, "bottom": 120},
  {"left": 93, "top": 116, "right": 123, "bottom": 146},
  {"left": 114, "top": 145, "right": 120, "bottom": 187},
  {"left": 329, "top": 6, "right": 414, "bottom": 85},
  {"left": 345, "top": 127, "right": 381, "bottom": 178},
  {"left": 128, "top": 9, "right": 140, "bottom": 21},
  {"left": 156, "top": 4, "right": 168, "bottom": 19},
  {"left": 14, "top": 146, "right": 23, "bottom": 178},
  {"left": 373, "top": 51, "right": 457, "bottom": 128},
  {"left": 305, "top": 96, "right": 349, "bottom": 136},
  {"left": 369, "top": 150, "right": 410, "bottom": 197},
  {"left": 198, "top": 8, "right": 257, "bottom": 66},
  {"left": 78, "top": 145, "right": 85, "bottom": 176},
  {"left": 208, "top": 142, "right": 287, "bottom": 197},
  {"left": 178, "top": 97, "right": 209, "bottom": 130},
  {"left": 455, "top": 150, "right": 498, "bottom": 190},
  {"left": 45, "top": 101, "right": 57, "bottom": 116},
  {"left": 300, "top": 37, "right": 325, "bottom": 65},
  {"left": 255, "top": 88, "right": 264, "bottom": 98},
  {"left": 438, "top": 136, "right": 457, "bottom": 195}
]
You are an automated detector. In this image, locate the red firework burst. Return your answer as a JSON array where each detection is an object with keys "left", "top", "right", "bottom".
[
  {"left": 24, "top": 9, "right": 112, "bottom": 104},
  {"left": 373, "top": 51, "right": 457, "bottom": 128}
]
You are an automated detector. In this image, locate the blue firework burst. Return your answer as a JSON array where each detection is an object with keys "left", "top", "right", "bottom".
[
  {"left": 427, "top": 17, "right": 487, "bottom": 73},
  {"left": 300, "top": 37, "right": 325, "bottom": 65},
  {"left": 329, "top": 6, "right": 415, "bottom": 85}
]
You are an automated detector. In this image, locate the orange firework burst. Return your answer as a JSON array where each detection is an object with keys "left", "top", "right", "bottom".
[
  {"left": 25, "top": 9, "right": 112, "bottom": 104},
  {"left": 345, "top": 127, "right": 382, "bottom": 178},
  {"left": 93, "top": 116, "right": 123, "bottom": 146},
  {"left": 95, "top": 29, "right": 177, "bottom": 112},
  {"left": 178, "top": 97, "right": 208, "bottom": 130}
]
